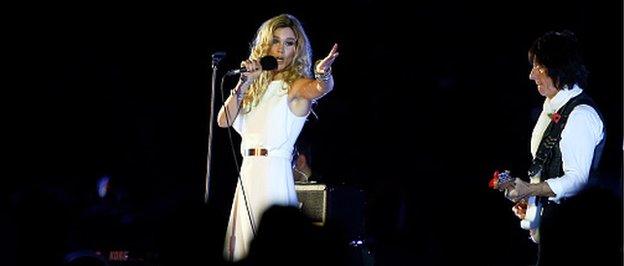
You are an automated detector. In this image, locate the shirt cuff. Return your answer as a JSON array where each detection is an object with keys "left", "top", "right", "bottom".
[{"left": 544, "top": 179, "right": 564, "bottom": 203}]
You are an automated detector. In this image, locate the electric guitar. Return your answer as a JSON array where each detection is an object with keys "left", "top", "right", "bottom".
[{"left": 489, "top": 170, "right": 543, "bottom": 243}]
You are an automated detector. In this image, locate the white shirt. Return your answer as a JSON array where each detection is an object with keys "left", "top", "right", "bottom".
[{"left": 530, "top": 85, "right": 604, "bottom": 203}]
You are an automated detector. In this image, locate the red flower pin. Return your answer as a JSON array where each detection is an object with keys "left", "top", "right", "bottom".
[{"left": 548, "top": 112, "right": 561, "bottom": 123}]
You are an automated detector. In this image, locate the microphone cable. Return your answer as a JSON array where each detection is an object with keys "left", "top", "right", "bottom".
[{"left": 219, "top": 74, "right": 257, "bottom": 236}]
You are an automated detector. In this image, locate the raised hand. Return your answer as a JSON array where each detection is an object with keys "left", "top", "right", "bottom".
[{"left": 315, "top": 43, "right": 339, "bottom": 74}]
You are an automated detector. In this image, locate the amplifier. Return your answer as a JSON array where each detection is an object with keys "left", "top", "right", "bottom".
[
  {"left": 295, "top": 183, "right": 366, "bottom": 240},
  {"left": 295, "top": 183, "right": 328, "bottom": 225}
]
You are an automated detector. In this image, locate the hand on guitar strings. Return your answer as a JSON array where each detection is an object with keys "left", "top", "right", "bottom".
[
  {"left": 504, "top": 178, "right": 531, "bottom": 202},
  {"left": 512, "top": 200, "right": 528, "bottom": 219}
]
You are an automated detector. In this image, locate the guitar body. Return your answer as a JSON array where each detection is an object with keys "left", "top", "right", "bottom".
[
  {"left": 520, "top": 172, "right": 543, "bottom": 243},
  {"left": 520, "top": 195, "right": 541, "bottom": 230},
  {"left": 490, "top": 170, "right": 543, "bottom": 243},
  {"left": 520, "top": 175, "right": 542, "bottom": 230}
]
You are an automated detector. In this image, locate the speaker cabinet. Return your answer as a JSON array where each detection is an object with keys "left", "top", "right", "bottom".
[
  {"left": 295, "top": 183, "right": 328, "bottom": 225},
  {"left": 295, "top": 183, "right": 366, "bottom": 240}
]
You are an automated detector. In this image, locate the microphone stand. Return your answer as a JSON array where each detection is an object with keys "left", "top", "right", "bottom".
[{"left": 205, "top": 52, "right": 225, "bottom": 203}]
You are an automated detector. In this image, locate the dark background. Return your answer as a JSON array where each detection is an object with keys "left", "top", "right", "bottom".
[{"left": 4, "top": 0, "right": 622, "bottom": 265}]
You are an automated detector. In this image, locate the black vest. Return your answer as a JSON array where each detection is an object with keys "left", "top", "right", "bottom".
[{"left": 528, "top": 92, "right": 605, "bottom": 182}]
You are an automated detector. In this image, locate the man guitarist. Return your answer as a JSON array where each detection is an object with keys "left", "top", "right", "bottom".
[{"left": 505, "top": 30, "right": 610, "bottom": 266}]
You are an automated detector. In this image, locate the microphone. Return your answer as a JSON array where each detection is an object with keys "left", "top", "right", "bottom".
[
  {"left": 226, "top": 56, "right": 278, "bottom": 76},
  {"left": 211, "top": 51, "right": 226, "bottom": 68}
]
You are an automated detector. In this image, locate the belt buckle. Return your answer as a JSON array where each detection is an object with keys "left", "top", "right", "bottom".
[{"left": 248, "top": 148, "right": 268, "bottom": 156}]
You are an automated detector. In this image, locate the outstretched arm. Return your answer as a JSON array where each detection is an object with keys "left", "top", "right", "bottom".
[{"left": 295, "top": 43, "right": 339, "bottom": 100}]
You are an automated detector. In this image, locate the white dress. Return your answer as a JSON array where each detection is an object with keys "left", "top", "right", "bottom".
[{"left": 224, "top": 80, "right": 307, "bottom": 261}]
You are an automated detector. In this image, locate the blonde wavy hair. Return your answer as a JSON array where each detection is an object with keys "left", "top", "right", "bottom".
[{"left": 241, "top": 14, "right": 313, "bottom": 113}]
